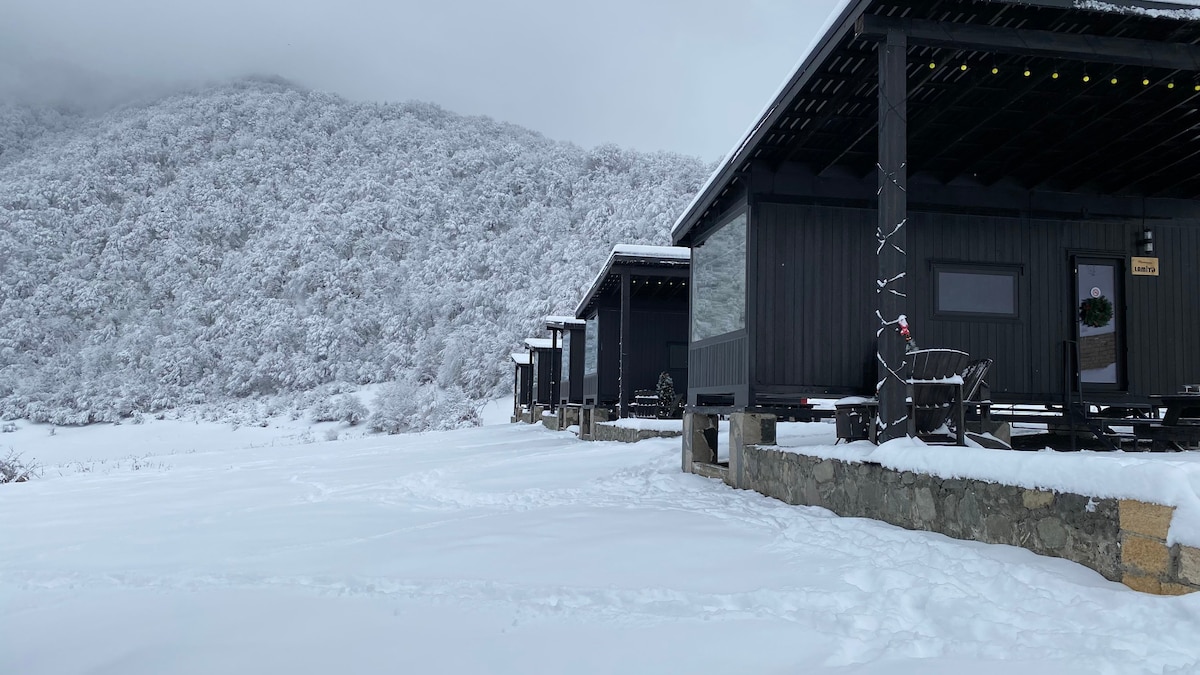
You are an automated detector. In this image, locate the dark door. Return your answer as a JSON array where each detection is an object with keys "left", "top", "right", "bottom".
[{"left": 1074, "top": 257, "right": 1124, "bottom": 389}]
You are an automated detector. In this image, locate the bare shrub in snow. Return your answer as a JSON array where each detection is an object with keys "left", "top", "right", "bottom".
[
  {"left": 0, "top": 450, "right": 40, "bottom": 483},
  {"left": 369, "top": 380, "right": 480, "bottom": 434},
  {"left": 309, "top": 394, "right": 368, "bottom": 425}
]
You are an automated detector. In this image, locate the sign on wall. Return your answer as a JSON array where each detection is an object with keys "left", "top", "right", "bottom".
[{"left": 1131, "top": 257, "right": 1160, "bottom": 276}]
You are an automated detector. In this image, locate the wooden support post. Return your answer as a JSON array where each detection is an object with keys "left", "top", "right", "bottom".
[
  {"left": 877, "top": 29, "right": 910, "bottom": 443},
  {"left": 549, "top": 328, "right": 559, "bottom": 414},
  {"left": 620, "top": 272, "right": 631, "bottom": 419}
]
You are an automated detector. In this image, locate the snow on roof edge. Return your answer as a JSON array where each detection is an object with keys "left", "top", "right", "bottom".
[
  {"left": 510, "top": 352, "right": 530, "bottom": 365},
  {"left": 524, "top": 338, "right": 555, "bottom": 350},
  {"left": 573, "top": 244, "right": 691, "bottom": 318}
]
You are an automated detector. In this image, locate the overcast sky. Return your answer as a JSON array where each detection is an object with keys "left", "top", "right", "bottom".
[{"left": 1, "top": 0, "right": 845, "bottom": 160}]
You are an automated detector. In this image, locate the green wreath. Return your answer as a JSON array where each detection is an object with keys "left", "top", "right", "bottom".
[{"left": 1079, "top": 295, "right": 1114, "bottom": 328}]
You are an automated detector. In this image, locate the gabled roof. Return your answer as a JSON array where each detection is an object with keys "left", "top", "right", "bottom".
[
  {"left": 524, "top": 337, "right": 557, "bottom": 350},
  {"left": 673, "top": 0, "right": 1200, "bottom": 244},
  {"left": 574, "top": 245, "right": 691, "bottom": 318},
  {"left": 545, "top": 315, "right": 586, "bottom": 330}
]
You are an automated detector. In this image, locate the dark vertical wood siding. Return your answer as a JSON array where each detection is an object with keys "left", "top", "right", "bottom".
[
  {"left": 629, "top": 306, "right": 688, "bottom": 395},
  {"left": 598, "top": 307, "right": 621, "bottom": 405},
  {"left": 754, "top": 203, "right": 876, "bottom": 393},
  {"left": 689, "top": 335, "right": 747, "bottom": 390},
  {"left": 560, "top": 326, "right": 586, "bottom": 404},
  {"left": 751, "top": 200, "right": 1200, "bottom": 401}
]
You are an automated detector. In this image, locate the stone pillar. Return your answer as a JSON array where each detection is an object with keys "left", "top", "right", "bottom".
[
  {"left": 561, "top": 405, "right": 581, "bottom": 431},
  {"left": 682, "top": 411, "right": 720, "bottom": 472},
  {"left": 531, "top": 404, "right": 545, "bottom": 424},
  {"left": 728, "top": 413, "right": 776, "bottom": 489},
  {"left": 581, "top": 406, "right": 612, "bottom": 441}
]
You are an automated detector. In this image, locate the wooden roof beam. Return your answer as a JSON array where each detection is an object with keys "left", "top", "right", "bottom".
[{"left": 855, "top": 14, "right": 1200, "bottom": 71}]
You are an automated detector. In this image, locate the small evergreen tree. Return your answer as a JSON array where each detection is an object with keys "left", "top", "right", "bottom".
[{"left": 656, "top": 371, "right": 680, "bottom": 419}]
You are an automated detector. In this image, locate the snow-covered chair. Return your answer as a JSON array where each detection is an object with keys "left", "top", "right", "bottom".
[{"left": 906, "top": 348, "right": 970, "bottom": 443}]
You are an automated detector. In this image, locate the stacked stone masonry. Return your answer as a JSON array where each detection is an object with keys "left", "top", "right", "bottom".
[{"left": 733, "top": 444, "right": 1200, "bottom": 595}]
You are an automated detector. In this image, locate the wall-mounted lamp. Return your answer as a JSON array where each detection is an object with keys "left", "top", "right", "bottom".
[{"left": 1137, "top": 227, "right": 1155, "bottom": 255}]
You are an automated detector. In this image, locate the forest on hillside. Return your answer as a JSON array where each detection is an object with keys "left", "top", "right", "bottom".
[{"left": 0, "top": 78, "right": 710, "bottom": 429}]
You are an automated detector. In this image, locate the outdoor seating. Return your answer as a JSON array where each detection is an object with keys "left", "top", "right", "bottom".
[
  {"left": 907, "top": 348, "right": 971, "bottom": 443},
  {"left": 1133, "top": 393, "right": 1200, "bottom": 451},
  {"left": 632, "top": 390, "right": 658, "bottom": 419}
]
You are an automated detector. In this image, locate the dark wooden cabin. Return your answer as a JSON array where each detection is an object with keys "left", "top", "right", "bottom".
[
  {"left": 576, "top": 245, "right": 691, "bottom": 417},
  {"left": 510, "top": 352, "right": 532, "bottom": 419},
  {"left": 524, "top": 338, "right": 561, "bottom": 409},
  {"left": 671, "top": 0, "right": 1200, "bottom": 441},
  {"left": 545, "top": 316, "right": 587, "bottom": 407}
]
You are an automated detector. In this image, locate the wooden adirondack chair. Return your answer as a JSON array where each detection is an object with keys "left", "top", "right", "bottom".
[{"left": 906, "top": 348, "right": 971, "bottom": 443}]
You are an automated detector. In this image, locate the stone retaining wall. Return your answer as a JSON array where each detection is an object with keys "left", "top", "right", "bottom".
[
  {"left": 592, "top": 423, "right": 683, "bottom": 444},
  {"left": 740, "top": 445, "right": 1200, "bottom": 594}
]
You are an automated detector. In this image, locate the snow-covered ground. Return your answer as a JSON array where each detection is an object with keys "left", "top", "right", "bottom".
[{"left": 2, "top": 414, "right": 1199, "bottom": 674}]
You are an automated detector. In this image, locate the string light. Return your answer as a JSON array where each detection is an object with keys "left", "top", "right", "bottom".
[
  {"left": 1143, "top": 78, "right": 1151, "bottom": 86},
  {"left": 992, "top": 66, "right": 999, "bottom": 75},
  {"left": 1168, "top": 81, "right": 1176, "bottom": 89},
  {"left": 1083, "top": 74, "right": 1091, "bottom": 83},
  {"left": 929, "top": 61, "right": 936, "bottom": 69},
  {"left": 1052, "top": 71, "right": 1059, "bottom": 79},
  {"left": 1110, "top": 77, "right": 1119, "bottom": 85},
  {"left": 1024, "top": 68, "right": 1032, "bottom": 77},
  {"left": 960, "top": 63, "right": 968, "bottom": 71}
]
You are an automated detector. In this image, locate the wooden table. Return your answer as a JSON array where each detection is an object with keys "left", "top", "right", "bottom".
[{"left": 1133, "top": 394, "right": 1200, "bottom": 451}]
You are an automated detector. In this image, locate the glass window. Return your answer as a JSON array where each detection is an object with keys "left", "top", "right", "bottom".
[
  {"left": 561, "top": 332, "right": 572, "bottom": 384},
  {"left": 585, "top": 317, "right": 598, "bottom": 375},
  {"left": 692, "top": 212, "right": 747, "bottom": 341},
  {"left": 935, "top": 265, "right": 1019, "bottom": 317}
]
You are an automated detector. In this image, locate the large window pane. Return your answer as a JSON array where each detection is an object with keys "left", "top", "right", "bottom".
[
  {"left": 585, "top": 317, "right": 598, "bottom": 375},
  {"left": 561, "top": 332, "right": 572, "bottom": 385},
  {"left": 692, "top": 213, "right": 747, "bottom": 341},
  {"left": 935, "top": 266, "right": 1018, "bottom": 317}
]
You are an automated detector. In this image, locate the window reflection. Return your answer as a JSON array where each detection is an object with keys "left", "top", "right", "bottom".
[
  {"left": 691, "top": 213, "right": 747, "bottom": 341},
  {"left": 585, "top": 317, "right": 598, "bottom": 375}
]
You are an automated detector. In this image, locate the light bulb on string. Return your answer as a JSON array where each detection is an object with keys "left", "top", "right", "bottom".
[
  {"left": 1083, "top": 73, "right": 1091, "bottom": 83},
  {"left": 1024, "top": 68, "right": 1031, "bottom": 77},
  {"left": 960, "top": 63, "right": 968, "bottom": 72}
]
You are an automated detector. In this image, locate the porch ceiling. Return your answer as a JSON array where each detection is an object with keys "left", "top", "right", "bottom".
[{"left": 676, "top": 0, "right": 1200, "bottom": 241}]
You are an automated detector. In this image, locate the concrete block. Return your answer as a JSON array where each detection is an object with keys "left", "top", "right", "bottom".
[
  {"left": 1176, "top": 545, "right": 1200, "bottom": 586},
  {"left": 729, "top": 413, "right": 776, "bottom": 489},
  {"left": 1122, "top": 533, "right": 1170, "bottom": 577},
  {"left": 682, "top": 412, "right": 719, "bottom": 471},
  {"left": 1119, "top": 500, "right": 1174, "bottom": 540}
]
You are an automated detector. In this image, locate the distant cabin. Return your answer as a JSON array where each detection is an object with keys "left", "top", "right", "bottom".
[
  {"left": 545, "top": 316, "right": 586, "bottom": 408},
  {"left": 524, "top": 337, "right": 561, "bottom": 410},
  {"left": 509, "top": 351, "right": 532, "bottom": 421},
  {"left": 575, "top": 245, "right": 690, "bottom": 418},
  {"left": 671, "top": 0, "right": 1200, "bottom": 442}
]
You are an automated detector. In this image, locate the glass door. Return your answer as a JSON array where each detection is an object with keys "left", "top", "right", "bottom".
[{"left": 1074, "top": 258, "right": 1124, "bottom": 388}]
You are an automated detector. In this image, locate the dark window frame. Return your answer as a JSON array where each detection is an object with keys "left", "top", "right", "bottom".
[{"left": 931, "top": 262, "right": 1022, "bottom": 320}]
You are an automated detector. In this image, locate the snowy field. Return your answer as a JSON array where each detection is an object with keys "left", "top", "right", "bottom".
[{"left": 2, "top": 407, "right": 1200, "bottom": 674}]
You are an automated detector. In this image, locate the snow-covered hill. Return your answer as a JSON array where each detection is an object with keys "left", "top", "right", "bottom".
[{"left": 0, "top": 78, "right": 711, "bottom": 426}]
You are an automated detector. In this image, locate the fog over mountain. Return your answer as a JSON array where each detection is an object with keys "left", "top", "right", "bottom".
[{"left": 0, "top": 78, "right": 710, "bottom": 427}]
